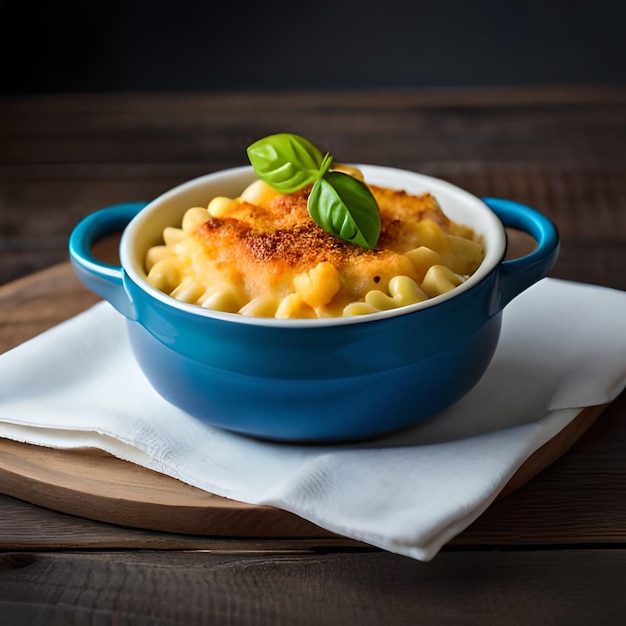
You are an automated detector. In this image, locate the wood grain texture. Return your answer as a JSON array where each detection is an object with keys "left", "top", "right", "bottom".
[
  {"left": 1, "top": 549, "right": 625, "bottom": 626},
  {"left": 0, "top": 438, "right": 338, "bottom": 539},
  {"left": 0, "top": 493, "right": 364, "bottom": 552}
]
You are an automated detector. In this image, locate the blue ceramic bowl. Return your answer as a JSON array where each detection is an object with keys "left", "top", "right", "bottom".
[{"left": 69, "top": 165, "right": 559, "bottom": 443}]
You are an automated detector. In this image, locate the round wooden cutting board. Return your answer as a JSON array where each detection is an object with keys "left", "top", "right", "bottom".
[{"left": 0, "top": 255, "right": 608, "bottom": 538}]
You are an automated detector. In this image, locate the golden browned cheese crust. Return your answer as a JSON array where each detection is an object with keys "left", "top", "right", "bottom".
[
  {"left": 191, "top": 184, "right": 461, "bottom": 313},
  {"left": 145, "top": 174, "right": 485, "bottom": 318}
]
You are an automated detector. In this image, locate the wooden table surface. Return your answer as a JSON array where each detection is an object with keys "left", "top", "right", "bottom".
[{"left": 1, "top": 86, "right": 626, "bottom": 624}]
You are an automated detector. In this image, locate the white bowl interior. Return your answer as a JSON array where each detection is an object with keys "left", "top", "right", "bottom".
[{"left": 121, "top": 165, "right": 506, "bottom": 327}]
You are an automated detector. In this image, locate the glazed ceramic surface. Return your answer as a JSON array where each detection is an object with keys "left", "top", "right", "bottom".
[{"left": 69, "top": 165, "right": 559, "bottom": 442}]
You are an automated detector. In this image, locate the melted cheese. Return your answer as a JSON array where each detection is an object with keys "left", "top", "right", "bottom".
[{"left": 145, "top": 177, "right": 485, "bottom": 318}]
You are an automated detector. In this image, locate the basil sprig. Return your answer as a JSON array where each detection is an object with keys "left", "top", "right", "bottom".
[{"left": 247, "top": 133, "right": 381, "bottom": 248}]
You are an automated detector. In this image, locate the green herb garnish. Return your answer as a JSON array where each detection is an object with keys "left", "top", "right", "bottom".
[{"left": 247, "top": 133, "right": 381, "bottom": 248}]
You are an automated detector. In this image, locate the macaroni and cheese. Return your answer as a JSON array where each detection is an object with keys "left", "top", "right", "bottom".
[{"left": 145, "top": 172, "right": 485, "bottom": 318}]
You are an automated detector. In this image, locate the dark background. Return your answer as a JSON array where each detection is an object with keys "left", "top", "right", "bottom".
[{"left": 1, "top": 0, "right": 624, "bottom": 95}]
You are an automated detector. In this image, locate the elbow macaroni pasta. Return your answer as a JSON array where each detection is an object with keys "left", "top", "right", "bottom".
[{"left": 145, "top": 171, "right": 485, "bottom": 318}]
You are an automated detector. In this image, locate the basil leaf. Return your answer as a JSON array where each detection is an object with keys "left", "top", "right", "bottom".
[
  {"left": 308, "top": 172, "right": 381, "bottom": 249},
  {"left": 247, "top": 133, "right": 325, "bottom": 193},
  {"left": 246, "top": 133, "right": 382, "bottom": 248}
]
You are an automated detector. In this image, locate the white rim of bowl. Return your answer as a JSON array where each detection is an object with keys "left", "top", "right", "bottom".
[{"left": 121, "top": 165, "right": 506, "bottom": 328}]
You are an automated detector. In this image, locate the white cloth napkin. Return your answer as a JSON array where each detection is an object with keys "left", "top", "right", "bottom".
[{"left": 1, "top": 277, "right": 625, "bottom": 561}]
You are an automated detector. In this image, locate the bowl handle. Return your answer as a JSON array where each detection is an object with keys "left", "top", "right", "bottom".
[
  {"left": 483, "top": 197, "right": 560, "bottom": 312},
  {"left": 68, "top": 202, "right": 147, "bottom": 320}
]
